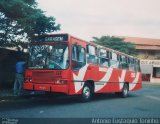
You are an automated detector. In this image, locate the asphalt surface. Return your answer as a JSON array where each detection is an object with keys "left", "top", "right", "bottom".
[{"left": 0, "top": 84, "right": 160, "bottom": 118}]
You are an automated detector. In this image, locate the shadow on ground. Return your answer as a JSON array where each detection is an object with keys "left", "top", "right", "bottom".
[{"left": 0, "top": 92, "right": 138, "bottom": 112}]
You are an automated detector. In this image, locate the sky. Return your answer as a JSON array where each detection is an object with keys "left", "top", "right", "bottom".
[{"left": 38, "top": 0, "right": 160, "bottom": 41}]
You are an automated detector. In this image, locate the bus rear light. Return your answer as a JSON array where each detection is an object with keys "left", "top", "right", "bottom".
[{"left": 55, "top": 80, "right": 68, "bottom": 84}]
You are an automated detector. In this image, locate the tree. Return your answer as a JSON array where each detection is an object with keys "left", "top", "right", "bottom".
[
  {"left": 93, "top": 36, "right": 137, "bottom": 56},
  {"left": 0, "top": 0, "right": 60, "bottom": 51}
]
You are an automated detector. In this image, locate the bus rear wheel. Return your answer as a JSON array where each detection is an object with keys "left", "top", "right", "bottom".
[
  {"left": 80, "top": 83, "right": 92, "bottom": 102},
  {"left": 116, "top": 83, "right": 129, "bottom": 98}
]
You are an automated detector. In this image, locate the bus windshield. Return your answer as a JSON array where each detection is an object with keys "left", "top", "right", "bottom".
[{"left": 28, "top": 43, "right": 69, "bottom": 70}]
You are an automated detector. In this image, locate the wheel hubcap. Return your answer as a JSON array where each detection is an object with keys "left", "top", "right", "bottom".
[
  {"left": 83, "top": 86, "right": 90, "bottom": 99},
  {"left": 123, "top": 87, "right": 128, "bottom": 96}
]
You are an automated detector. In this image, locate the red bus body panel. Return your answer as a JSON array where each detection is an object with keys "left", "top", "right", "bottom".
[{"left": 23, "top": 34, "right": 142, "bottom": 95}]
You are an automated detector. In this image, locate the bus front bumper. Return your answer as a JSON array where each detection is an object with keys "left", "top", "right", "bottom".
[{"left": 23, "top": 82, "right": 69, "bottom": 94}]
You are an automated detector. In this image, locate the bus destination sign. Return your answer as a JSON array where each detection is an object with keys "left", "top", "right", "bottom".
[{"left": 33, "top": 34, "right": 68, "bottom": 42}]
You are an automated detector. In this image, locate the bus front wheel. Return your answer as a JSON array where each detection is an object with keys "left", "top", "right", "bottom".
[{"left": 80, "top": 83, "right": 92, "bottom": 102}]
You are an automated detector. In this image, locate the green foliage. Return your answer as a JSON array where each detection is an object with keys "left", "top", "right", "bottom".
[
  {"left": 0, "top": 0, "right": 60, "bottom": 50},
  {"left": 93, "top": 36, "right": 137, "bottom": 56}
]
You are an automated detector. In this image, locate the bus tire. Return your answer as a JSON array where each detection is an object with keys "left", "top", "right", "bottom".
[
  {"left": 121, "top": 83, "right": 129, "bottom": 98},
  {"left": 116, "top": 83, "right": 129, "bottom": 98},
  {"left": 80, "top": 83, "right": 92, "bottom": 102}
]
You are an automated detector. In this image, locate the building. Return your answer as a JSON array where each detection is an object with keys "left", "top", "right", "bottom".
[{"left": 124, "top": 37, "right": 160, "bottom": 83}]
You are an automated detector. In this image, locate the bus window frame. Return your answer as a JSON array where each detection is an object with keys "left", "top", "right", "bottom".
[
  {"left": 110, "top": 52, "right": 119, "bottom": 68},
  {"left": 87, "top": 45, "right": 98, "bottom": 65},
  {"left": 72, "top": 44, "right": 86, "bottom": 70},
  {"left": 98, "top": 48, "right": 110, "bottom": 67}
]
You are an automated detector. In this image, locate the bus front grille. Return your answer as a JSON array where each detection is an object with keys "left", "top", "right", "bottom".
[{"left": 32, "top": 72, "right": 54, "bottom": 83}]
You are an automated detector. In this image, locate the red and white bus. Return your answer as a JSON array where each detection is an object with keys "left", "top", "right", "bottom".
[{"left": 23, "top": 34, "right": 142, "bottom": 102}]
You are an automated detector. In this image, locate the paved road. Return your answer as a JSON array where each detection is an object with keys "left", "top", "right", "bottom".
[{"left": 0, "top": 84, "right": 160, "bottom": 118}]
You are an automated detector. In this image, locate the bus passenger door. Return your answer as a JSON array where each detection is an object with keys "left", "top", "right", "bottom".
[
  {"left": 70, "top": 44, "right": 87, "bottom": 93},
  {"left": 86, "top": 45, "right": 98, "bottom": 81}
]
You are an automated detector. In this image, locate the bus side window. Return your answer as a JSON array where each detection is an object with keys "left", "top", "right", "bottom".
[
  {"left": 99, "top": 49, "right": 109, "bottom": 67},
  {"left": 135, "top": 59, "right": 141, "bottom": 72},
  {"left": 72, "top": 45, "right": 86, "bottom": 70},
  {"left": 129, "top": 58, "right": 136, "bottom": 71},
  {"left": 118, "top": 55, "right": 122, "bottom": 68},
  {"left": 87, "top": 45, "right": 97, "bottom": 64},
  {"left": 121, "top": 55, "right": 129, "bottom": 70},
  {"left": 110, "top": 52, "right": 119, "bottom": 68},
  {"left": 72, "top": 45, "right": 77, "bottom": 60}
]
